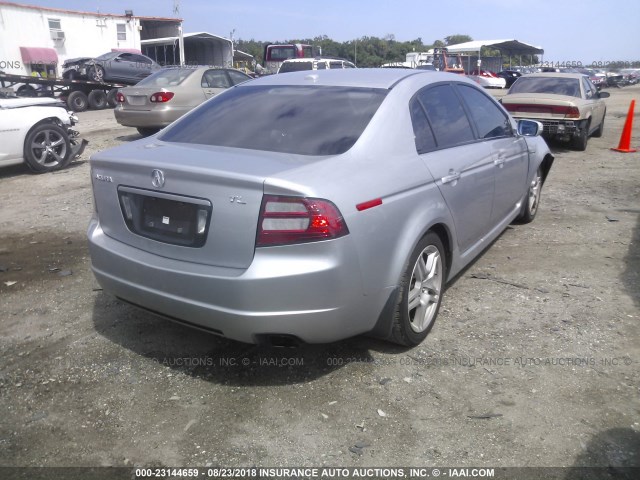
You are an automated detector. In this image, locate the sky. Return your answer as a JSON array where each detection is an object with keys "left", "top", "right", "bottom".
[{"left": 17, "top": 0, "right": 640, "bottom": 64}]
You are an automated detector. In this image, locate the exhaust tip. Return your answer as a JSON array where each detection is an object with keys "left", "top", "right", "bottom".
[{"left": 257, "top": 334, "right": 302, "bottom": 348}]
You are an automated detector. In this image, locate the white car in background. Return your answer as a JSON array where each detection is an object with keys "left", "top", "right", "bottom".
[
  {"left": 468, "top": 70, "right": 507, "bottom": 89},
  {"left": 0, "top": 96, "right": 87, "bottom": 173}
]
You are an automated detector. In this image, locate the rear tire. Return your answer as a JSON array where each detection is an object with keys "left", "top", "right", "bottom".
[
  {"left": 23, "top": 122, "right": 71, "bottom": 173},
  {"left": 88, "top": 89, "right": 108, "bottom": 110},
  {"left": 106, "top": 88, "right": 118, "bottom": 108},
  {"left": 136, "top": 127, "right": 160, "bottom": 137},
  {"left": 516, "top": 167, "right": 543, "bottom": 224},
  {"left": 571, "top": 121, "right": 589, "bottom": 151},
  {"left": 389, "top": 232, "right": 446, "bottom": 346},
  {"left": 592, "top": 115, "right": 605, "bottom": 138},
  {"left": 17, "top": 85, "right": 37, "bottom": 97},
  {"left": 67, "top": 91, "right": 88, "bottom": 112}
]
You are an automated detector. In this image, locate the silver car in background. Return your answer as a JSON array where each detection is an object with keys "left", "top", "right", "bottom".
[
  {"left": 88, "top": 69, "right": 553, "bottom": 346},
  {"left": 114, "top": 66, "right": 252, "bottom": 136}
]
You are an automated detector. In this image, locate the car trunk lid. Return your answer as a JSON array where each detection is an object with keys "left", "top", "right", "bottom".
[
  {"left": 502, "top": 94, "right": 580, "bottom": 119},
  {"left": 119, "top": 86, "right": 158, "bottom": 110},
  {"left": 91, "top": 141, "right": 316, "bottom": 269}
]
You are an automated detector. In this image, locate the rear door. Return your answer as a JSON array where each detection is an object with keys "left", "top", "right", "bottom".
[
  {"left": 201, "top": 69, "right": 231, "bottom": 99},
  {"left": 455, "top": 83, "right": 528, "bottom": 224},
  {"left": 109, "top": 53, "right": 136, "bottom": 81},
  {"left": 129, "top": 54, "right": 155, "bottom": 81},
  {"left": 411, "top": 83, "right": 495, "bottom": 254}
]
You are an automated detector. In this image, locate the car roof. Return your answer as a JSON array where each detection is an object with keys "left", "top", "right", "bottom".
[
  {"left": 523, "top": 72, "right": 587, "bottom": 80},
  {"left": 281, "top": 57, "right": 351, "bottom": 63},
  {"left": 156, "top": 66, "right": 238, "bottom": 72},
  {"left": 240, "top": 68, "right": 448, "bottom": 89}
]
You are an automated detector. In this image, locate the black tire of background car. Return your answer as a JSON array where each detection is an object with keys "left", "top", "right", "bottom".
[
  {"left": 23, "top": 122, "right": 72, "bottom": 173},
  {"left": 88, "top": 90, "right": 108, "bottom": 110},
  {"left": 17, "top": 85, "right": 37, "bottom": 97},
  {"left": 389, "top": 232, "right": 446, "bottom": 346},
  {"left": 66, "top": 91, "right": 89, "bottom": 112},
  {"left": 592, "top": 113, "right": 605, "bottom": 138},
  {"left": 88, "top": 65, "right": 105, "bottom": 83},
  {"left": 106, "top": 89, "right": 119, "bottom": 108},
  {"left": 515, "top": 167, "right": 543, "bottom": 224},
  {"left": 136, "top": 127, "right": 160, "bottom": 137},
  {"left": 572, "top": 121, "right": 589, "bottom": 151},
  {"left": 64, "top": 70, "right": 79, "bottom": 80}
]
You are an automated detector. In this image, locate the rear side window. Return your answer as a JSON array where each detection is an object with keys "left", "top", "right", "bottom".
[
  {"left": 203, "top": 70, "right": 231, "bottom": 88},
  {"left": 410, "top": 98, "right": 436, "bottom": 154},
  {"left": 418, "top": 84, "right": 474, "bottom": 148},
  {"left": 582, "top": 77, "right": 596, "bottom": 99},
  {"left": 456, "top": 84, "right": 512, "bottom": 139},
  {"left": 161, "top": 85, "right": 387, "bottom": 156},
  {"left": 228, "top": 70, "right": 251, "bottom": 85}
]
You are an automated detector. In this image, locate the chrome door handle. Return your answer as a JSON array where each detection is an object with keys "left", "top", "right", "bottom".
[
  {"left": 442, "top": 171, "right": 461, "bottom": 184},
  {"left": 494, "top": 158, "right": 505, "bottom": 167}
]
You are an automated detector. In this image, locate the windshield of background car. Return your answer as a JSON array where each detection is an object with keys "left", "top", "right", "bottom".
[
  {"left": 135, "top": 68, "right": 196, "bottom": 87},
  {"left": 279, "top": 61, "right": 314, "bottom": 73},
  {"left": 509, "top": 77, "right": 581, "bottom": 98},
  {"left": 160, "top": 85, "right": 388, "bottom": 156}
]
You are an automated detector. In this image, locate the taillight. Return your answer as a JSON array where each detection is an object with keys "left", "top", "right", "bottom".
[
  {"left": 564, "top": 106, "right": 580, "bottom": 118},
  {"left": 256, "top": 195, "right": 349, "bottom": 247},
  {"left": 150, "top": 92, "right": 174, "bottom": 103},
  {"left": 116, "top": 92, "right": 125, "bottom": 103}
]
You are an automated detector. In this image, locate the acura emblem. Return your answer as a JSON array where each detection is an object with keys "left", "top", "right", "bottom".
[{"left": 151, "top": 169, "right": 165, "bottom": 188}]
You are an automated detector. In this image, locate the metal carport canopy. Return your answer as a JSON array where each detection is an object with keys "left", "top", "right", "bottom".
[{"left": 445, "top": 39, "right": 544, "bottom": 55}]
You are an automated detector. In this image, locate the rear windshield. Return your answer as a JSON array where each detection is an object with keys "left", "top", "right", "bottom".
[
  {"left": 136, "top": 68, "right": 195, "bottom": 87},
  {"left": 509, "top": 76, "right": 581, "bottom": 97},
  {"left": 279, "top": 61, "right": 314, "bottom": 73},
  {"left": 160, "top": 85, "right": 387, "bottom": 156}
]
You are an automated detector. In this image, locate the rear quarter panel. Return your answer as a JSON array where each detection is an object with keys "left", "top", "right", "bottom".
[{"left": 265, "top": 79, "right": 457, "bottom": 302}]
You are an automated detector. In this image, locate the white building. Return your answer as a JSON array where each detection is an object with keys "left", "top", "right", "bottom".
[{"left": 0, "top": 1, "right": 181, "bottom": 76}]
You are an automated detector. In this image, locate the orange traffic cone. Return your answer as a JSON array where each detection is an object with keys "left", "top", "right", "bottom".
[{"left": 611, "top": 100, "right": 637, "bottom": 153}]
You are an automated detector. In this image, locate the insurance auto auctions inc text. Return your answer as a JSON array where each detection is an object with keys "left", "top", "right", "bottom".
[{"left": 204, "top": 467, "right": 496, "bottom": 478}]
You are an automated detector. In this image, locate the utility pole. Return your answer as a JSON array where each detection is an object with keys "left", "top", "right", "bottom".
[
  {"left": 173, "top": 0, "right": 185, "bottom": 65},
  {"left": 354, "top": 39, "right": 357, "bottom": 66}
]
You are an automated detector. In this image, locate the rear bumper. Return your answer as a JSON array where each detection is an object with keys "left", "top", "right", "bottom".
[
  {"left": 540, "top": 120, "right": 580, "bottom": 137},
  {"left": 114, "top": 106, "right": 191, "bottom": 128},
  {"left": 87, "top": 219, "right": 378, "bottom": 344},
  {"left": 511, "top": 115, "right": 584, "bottom": 138}
]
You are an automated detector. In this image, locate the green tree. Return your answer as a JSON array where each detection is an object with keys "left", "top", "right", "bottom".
[{"left": 444, "top": 35, "right": 473, "bottom": 46}]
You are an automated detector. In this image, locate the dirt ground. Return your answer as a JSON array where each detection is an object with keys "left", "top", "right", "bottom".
[{"left": 1, "top": 84, "right": 639, "bottom": 475}]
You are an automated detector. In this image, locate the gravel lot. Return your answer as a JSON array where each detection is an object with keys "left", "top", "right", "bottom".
[{"left": 1, "top": 84, "right": 639, "bottom": 475}]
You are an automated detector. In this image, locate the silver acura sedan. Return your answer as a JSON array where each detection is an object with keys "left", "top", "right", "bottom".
[{"left": 88, "top": 69, "right": 554, "bottom": 346}]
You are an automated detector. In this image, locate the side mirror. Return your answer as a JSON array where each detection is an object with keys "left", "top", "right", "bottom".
[
  {"left": 598, "top": 91, "right": 610, "bottom": 98},
  {"left": 517, "top": 119, "right": 544, "bottom": 137}
]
